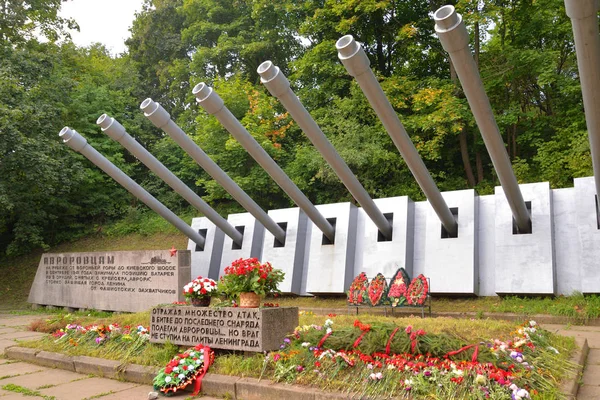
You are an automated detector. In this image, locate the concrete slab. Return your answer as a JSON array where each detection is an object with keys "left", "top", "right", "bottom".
[
  {"left": 494, "top": 182, "right": 556, "bottom": 295},
  {"left": 39, "top": 376, "right": 138, "bottom": 400},
  {"left": 0, "top": 331, "right": 46, "bottom": 341},
  {"left": 0, "top": 328, "right": 21, "bottom": 335},
  {"left": 90, "top": 385, "right": 148, "bottom": 399},
  {"left": 0, "top": 368, "right": 86, "bottom": 390},
  {"left": 549, "top": 329, "right": 600, "bottom": 348},
  {"left": 0, "top": 362, "right": 47, "bottom": 377},
  {"left": 0, "top": 394, "right": 40, "bottom": 399},
  {"left": 587, "top": 349, "right": 600, "bottom": 365},
  {"left": 578, "top": 385, "right": 600, "bottom": 399},
  {"left": 219, "top": 212, "right": 264, "bottom": 276},
  {"left": 582, "top": 364, "right": 600, "bottom": 386},
  {"left": 261, "top": 207, "right": 308, "bottom": 294},
  {"left": 5, "top": 347, "right": 39, "bottom": 363},
  {"left": 188, "top": 216, "right": 224, "bottom": 280}
]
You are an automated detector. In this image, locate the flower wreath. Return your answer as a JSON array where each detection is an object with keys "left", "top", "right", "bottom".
[
  {"left": 386, "top": 268, "right": 411, "bottom": 307},
  {"left": 406, "top": 274, "right": 429, "bottom": 306},
  {"left": 347, "top": 272, "right": 368, "bottom": 305},
  {"left": 153, "top": 344, "right": 214, "bottom": 396},
  {"left": 367, "top": 273, "right": 388, "bottom": 306}
]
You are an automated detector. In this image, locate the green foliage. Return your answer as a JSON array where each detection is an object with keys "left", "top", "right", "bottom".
[{"left": 0, "top": 0, "right": 595, "bottom": 256}]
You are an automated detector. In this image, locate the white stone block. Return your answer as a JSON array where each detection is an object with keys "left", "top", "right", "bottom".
[
  {"left": 575, "top": 177, "right": 600, "bottom": 293},
  {"left": 553, "top": 188, "right": 581, "bottom": 294},
  {"left": 354, "top": 197, "right": 414, "bottom": 278},
  {"left": 423, "top": 189, "right": 478, "bottom": 294},
  {"left": 219, "top": 212, "right": 264, "bottom": 276},
  {"left": 305, "top": 202, "right": 357, "bottom": 294},
  {"left": 261, "top": 207, "right": 309, "bottom": 294},
  {"left": 187, "top": 217, "right": 224, "bottom": 280},
  {"left": 494, "top": 182, "right": 555, "bottom": 294},
  {"left": 477, "top": 195, "right": 497, "bottom": 296}
]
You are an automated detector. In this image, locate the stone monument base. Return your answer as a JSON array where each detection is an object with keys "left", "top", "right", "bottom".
[{"left": 149, "top": 306, "right": 299, "bottom": 352}]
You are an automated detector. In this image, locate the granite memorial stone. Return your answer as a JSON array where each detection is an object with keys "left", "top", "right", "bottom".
[
  {"left": 149, "top": 306, "right": 299, "bottom": 352},
  {"left": 28, "top": 250, "right": 191, "bottom": 312}
]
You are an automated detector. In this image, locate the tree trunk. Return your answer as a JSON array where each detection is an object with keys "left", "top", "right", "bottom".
[
  {"left": 460, "top": 129, "right": 476, "bottom": 187},
  {"left": 476, "top": 151, "right": 484, "bottom": 184}
]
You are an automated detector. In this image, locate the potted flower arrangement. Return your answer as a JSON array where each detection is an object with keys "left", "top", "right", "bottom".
[
  {"left": 219, "top": 258, "right": 284, "bottom": 308},
  {"left": 183, "top": 276, "right": 218, "bottom": 307}
]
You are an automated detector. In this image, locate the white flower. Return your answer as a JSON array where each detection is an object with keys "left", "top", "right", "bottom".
[
  {"left": 404, "top": 379, "right": 413, "bottom": 386},
  {"left": 179, "top": 359, "right": 185, "bottom": 364},
  {"left": 324, "top": 319, "right": 333, "bottom": 327},
  {"left": 164, "top": 376, "right": 172, "bottom": 383},
  {"left": 387, "top": 364, "right": 395, "bottom": 370},
  {"left": 196, "top": 359, "right": 202, "bottom": 364},
  {"left": 452, "top": 369, "right": 463, "bottom": 377},
  {"left": 516, "top": 356, "right": 523, "bottom": 363},
  {"left": 178, "top": 373, "right": 185, "bottom": 379},
  {"left": 529, "top": 320, "right": 537, "bottom": 326},
  {"left": 475, "top": 374, "right": 486, "bottom": 385},
  {"left": 509, "top": 383, "right": 518, "bottom": 391},
  {"left": 189, "top": 352, "right": 195, "bottom": 357},
  {"left": 326, "top": 327, "right": 332, "bottom": 334},
  {"left": 375, "top": 372, "right": 382, "bottom": 379},
  {"left": 517, "top": 388, "right": 530, "bottom": 398},
  {"left": 188, "top": 365, "right": 194, "bottom": 370},
  {"left": 547, "top": 346, "right": 559, "bottom": 354},
  {"left": 173, "top": 367, "right": 179, "bottom": 372}
]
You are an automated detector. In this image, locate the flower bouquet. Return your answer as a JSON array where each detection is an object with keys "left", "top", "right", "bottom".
[
  {"left": 183, "top": 276, "right": 219, "bottom": 307},
  {"left": 153, "top": 344, "right": 214, "bottom": 396},
  {"left": 219, "top": 258, "right": 284, "bottom": 307}
]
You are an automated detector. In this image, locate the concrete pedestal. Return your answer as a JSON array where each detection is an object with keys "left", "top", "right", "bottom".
[
  {"left": 187, "top": 217, "right": 224, "bottom": 280},
  {"left": 261, "top": 207, "right": 309, "bottom": 294},
  {"left": 575, "top": 177, "right": 600, "bottom": 293},
  {"left": 305, "top": 202, "right": 357, "bottom": 294},
  {"left": 354, "top": 196, "right": 414, "bottom": 279},
  {"left": 219, "top": 213, "right": 264, "bottom": 276},
  {"left": 423, "top": 189, "right": 478, "bottom": 294},
  {"left": 494, "top": 182, "right": 555, "bottom": 294}
]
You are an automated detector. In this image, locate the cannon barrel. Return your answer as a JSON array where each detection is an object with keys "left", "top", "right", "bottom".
[
  {"left": 59, "top": 127, "right": 206, "bottom": 248},
  {"left": 336, "top": 35, "right": 458, "bottom": 236},
  {"left": 257, "top": 61, "right": 393, "bottom": 239},
  {"left": 97, "top": 114, "right": 243, "bottom": 245},
  {"left": 140, "top": 98, "right": 285, "bottom": 244},
  {"left": 434, "top": 5, "right": 531, "bottom": 233},
  {"left": 564, "top": 0, "right": 600, "bottom": 225},
  {"left": 192, "top": 83, "right": 336, "bottom": 242}
]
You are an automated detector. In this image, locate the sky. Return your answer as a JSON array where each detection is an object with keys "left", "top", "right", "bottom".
[{"left": 59, "top": 0, "right": 146, "bottom": 55}]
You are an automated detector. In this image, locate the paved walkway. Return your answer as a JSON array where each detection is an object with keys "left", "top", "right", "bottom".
[
  {"left": 0, "top": 315, "right": 598, "bottom": 399},
  {"left": 545, "top": 324, "right": 600, "bottom": 399},
  {"left": 0, "top": 315, "right": 217, "bottom": 399}
]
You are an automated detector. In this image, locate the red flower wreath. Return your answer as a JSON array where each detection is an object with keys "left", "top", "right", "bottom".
[
  {"left": 406, "top": 274, "right": 429, "bottom": 305},
  {"left": 347, "top": 272, "right": 368, "bottom": 305},
  {"left": 387, "top": 268, "right": 411, "bottom": 307},
  {"left": 367, "top": 273, "right": 388, "bottom": 306}
]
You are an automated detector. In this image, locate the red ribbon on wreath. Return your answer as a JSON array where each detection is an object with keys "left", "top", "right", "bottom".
[
  {"left": 192, "top": 344, "right": 214, "bottom": 395},
  {"left": 352, "top": 320, "right": 371, "bottom": 348},
  {"left": 318, "top": 332, "right": 333, "bottom": 348},
  {"left": 444, "top": 344, "right": 480, "bottom": 362},
  {"left": 385, "top": 327, "right": 400, "bottom": 355}
]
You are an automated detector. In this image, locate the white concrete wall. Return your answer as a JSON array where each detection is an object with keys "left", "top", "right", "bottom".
[{"left": 189, "top": 177, "right": 600, "bottom": 296}]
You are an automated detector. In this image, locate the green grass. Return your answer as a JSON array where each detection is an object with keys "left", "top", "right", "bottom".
[{"left": 2, "top": 383, "right": 55, "bottom": 399}]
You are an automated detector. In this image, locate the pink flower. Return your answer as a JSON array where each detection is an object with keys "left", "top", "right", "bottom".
[
  {"left": 405, "top": 326, "right": 412, "bottom": 334},
  {"left": 273, "top": 354, "right": 281, "bottom": 362}
]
